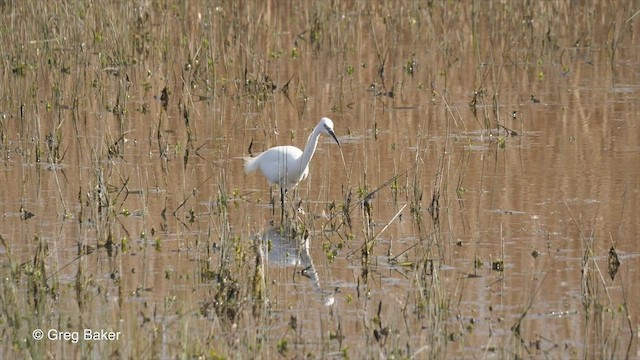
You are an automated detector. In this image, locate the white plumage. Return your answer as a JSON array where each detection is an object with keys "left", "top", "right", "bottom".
[{"left": 245, "top": 117, "right": 340, "bottom": 208}]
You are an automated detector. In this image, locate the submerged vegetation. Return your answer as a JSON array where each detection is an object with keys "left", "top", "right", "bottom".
[{"left": 0, "top": 1, "right": 638, "bottom": 358}]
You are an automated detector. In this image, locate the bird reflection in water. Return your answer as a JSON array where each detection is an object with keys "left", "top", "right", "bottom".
[{"left": 258, "top": 227, "right": 335, "bottom": 307}]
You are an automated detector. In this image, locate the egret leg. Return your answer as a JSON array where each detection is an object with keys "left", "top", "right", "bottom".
[
  {"left": 269, "top": 187, "right": 275, "bottom": 215},
  {"left": 280, "top": 187, "right": 286, "bottom": 221}
]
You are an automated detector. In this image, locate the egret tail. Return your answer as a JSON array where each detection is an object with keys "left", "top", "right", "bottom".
[{"left": 244, "top": 155, "right": 261, "bottom": 174}]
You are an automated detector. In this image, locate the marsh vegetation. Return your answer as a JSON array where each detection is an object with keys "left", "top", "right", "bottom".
[{"left": 0, "top": 1, "right": 638, "bottom": 358}]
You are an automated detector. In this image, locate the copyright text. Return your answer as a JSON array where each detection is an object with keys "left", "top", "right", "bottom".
[{"left": 32, "top": 328, "right": 121, "bottom": 343}]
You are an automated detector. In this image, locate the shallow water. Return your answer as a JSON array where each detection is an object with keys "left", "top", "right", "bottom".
[{"left": 1, "top": 1, "right": 638, "bottom": 358}]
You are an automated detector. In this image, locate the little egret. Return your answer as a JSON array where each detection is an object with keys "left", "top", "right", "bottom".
[{"left": 244, "top": 117, "right": 340, "bottom": 215}]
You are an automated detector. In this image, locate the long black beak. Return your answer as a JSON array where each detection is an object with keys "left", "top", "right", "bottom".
[{"left": 329, "top": 129, "right": 340, "bottom": 146}]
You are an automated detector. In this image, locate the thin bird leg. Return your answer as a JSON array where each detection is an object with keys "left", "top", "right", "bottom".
[
  {"left": 270, "top": 187, "right": 275, "bottom": 215},
  {"left": 280, "top": 187, "right": 286, "bottom": 221}
]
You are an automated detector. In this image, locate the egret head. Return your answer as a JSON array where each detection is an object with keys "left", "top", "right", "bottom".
[{"left": 319, "top": 117, "right": 340, "bottom": 146}]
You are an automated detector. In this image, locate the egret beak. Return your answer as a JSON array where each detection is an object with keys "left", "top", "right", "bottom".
[{"left": 328, "top": 129, "right": 340, "bottom": 146}]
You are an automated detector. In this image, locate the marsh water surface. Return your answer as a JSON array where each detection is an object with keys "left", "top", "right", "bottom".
[{"left": 1, "top": 1, "right": 638, "bottom": 359}]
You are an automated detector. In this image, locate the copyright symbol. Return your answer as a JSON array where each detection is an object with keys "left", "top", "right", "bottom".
[{"left": 32, "top": 329, "right": 44, "bottom": 341}]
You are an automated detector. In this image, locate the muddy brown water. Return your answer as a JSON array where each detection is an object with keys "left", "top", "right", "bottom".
[{"left": 1, "top": 1, "right": 638, "bottom": 358}]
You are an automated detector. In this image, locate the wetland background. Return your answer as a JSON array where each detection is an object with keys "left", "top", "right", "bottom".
[{"left": 1, "top": 1, "right": 639, "bottom": 358}]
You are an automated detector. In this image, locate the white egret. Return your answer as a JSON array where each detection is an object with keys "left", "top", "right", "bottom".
[{"left": 244, "top": 117, "right": 340, "bottom": 214}]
